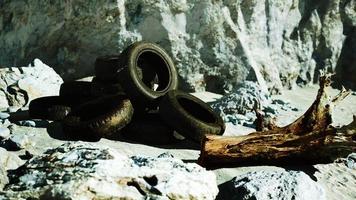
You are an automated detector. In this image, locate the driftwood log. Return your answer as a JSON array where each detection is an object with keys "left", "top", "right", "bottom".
[{"left": 199, "top": 73, "right": 356, "bottom": 168}]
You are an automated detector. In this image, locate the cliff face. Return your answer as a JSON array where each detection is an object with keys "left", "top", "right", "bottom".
[{"left": 0, "top": 0, "right": 355, "bottom": 93}]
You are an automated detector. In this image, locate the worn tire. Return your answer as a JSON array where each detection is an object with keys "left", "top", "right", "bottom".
[
  {"left": 62, "top": 94, "right": 134, "bottom": 138},
  {"left": 159, "top": 90, "right": 225, "bottom": 143},
  {"left": 29, "top": 96, "right": 87, "bottom": 121},
  {"left": 122, "top": 112, "right": 176, "bottom": 145},
  {"left": 117, "top": 41, "right": 178, "bottom": 108},
  {"left": 60, "top": 81, "right": 123, "bottom": 97},
  {"left": 94, "top": 55, "right": 121, "bottom": 82},
  {"left": 59, "top": 81, "right": 92, "bottom": 97}
]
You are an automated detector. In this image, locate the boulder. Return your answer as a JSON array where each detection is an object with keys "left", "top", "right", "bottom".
[
  {"left": 2, "top": 142, "right": 218, "bottom": 199},
  {"left": 0, "top": 0, "right": 354, "bottom": 92},
  {"left": 0, "top": 59, "right": 63, "bottom": 109},
  {"left": 211, "top": 81, "right": 297, "bottom": 126},
  {"left": 218, "top": 170, "right": 325, "bottom": 200}
]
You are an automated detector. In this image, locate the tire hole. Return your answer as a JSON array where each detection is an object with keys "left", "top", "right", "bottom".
[
  {"left": 177, "top": 97, "right": 216, "bottom": 123},
  {"left": 136, "top": 51, "right": 170, "bottom": 92}
]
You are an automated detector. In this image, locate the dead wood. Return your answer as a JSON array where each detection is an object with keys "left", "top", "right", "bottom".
[{"left": 199, "top": 73, "right": 356, "bottom": 168}]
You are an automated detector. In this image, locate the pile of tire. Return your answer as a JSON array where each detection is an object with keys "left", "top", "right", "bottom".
[{"left": 29, "top": 42, "right": 225, "bottom": 143}]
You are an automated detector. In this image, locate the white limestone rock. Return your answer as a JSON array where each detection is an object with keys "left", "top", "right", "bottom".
[
  {"left": 219, "top": 170, "right": 326, "bottom": 200},
  {"left": 0, "top": 147, "right": 24, "bottom": 171},
  {"left": 0, "top": 127, "right": 10, "bottom": 140},
  {"left": 1, "top": 142, "right": 218, "bottom": 200},
  {"left": 211, "top": 81, "right": 297, "bottom": 126},
  {"left": 0, "top": 147, "right": 24, "bottom": 190},
  {"left": 0, "top": 0, "right": 353, "bottom": 92},
  {"left": 0, "top": 59, "right": 63, "bottom": 109}
]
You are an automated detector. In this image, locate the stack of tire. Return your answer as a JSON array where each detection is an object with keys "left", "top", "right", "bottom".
[{"left": 29, "top": 42, "right": 225, "bottom": 143}]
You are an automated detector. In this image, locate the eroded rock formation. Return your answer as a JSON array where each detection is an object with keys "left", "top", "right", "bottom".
[{"left": 0, "top": 0, "right": 355, "bottom": 92}]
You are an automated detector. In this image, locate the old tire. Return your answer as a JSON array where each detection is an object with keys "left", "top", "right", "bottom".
[
  {"left": 122, "top": 112, "right": 176, "bottom": 145},
  {"left": 94, "top": 55, "right": 121, "bottom": 82},
  {"left": 59, "top": 81, "right": 92, "bottom": 97},
  {"left": 159, "top": 90, "right": 225, "bottom": 143},
  {"left": 117, "top": 41, "right": 178, "bottom": 108},
  {"left": 60, "top": 81, "right": 123, "bottom": 97},
  {"left": 29, "top": 96, "right": 86, "bottom": 121},
  {"left": 62, "top": 94, "right": 134, "bottom": 138}
]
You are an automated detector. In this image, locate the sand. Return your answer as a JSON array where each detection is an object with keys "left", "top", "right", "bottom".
[{"left": 1, "top": 85, "right": 355, "bottom": 199}]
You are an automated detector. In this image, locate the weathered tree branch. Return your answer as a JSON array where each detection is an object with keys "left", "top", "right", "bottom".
[{"left": 199, "top": 73, "right": 355, "bottom": 168}]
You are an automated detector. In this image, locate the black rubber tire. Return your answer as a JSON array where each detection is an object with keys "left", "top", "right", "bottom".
[
  {"left": 117, "top": 41, "right": 178, "bottom": 108},
  {"left": 94, "top": 55, "right": 121, "bottom": 82},
  {"left": 122, "top": 112, "right": 176, "bottom": 145},
  {"left": 159, "top": 90, "right": 225, "bottom": 143},
  {"left": 62, "top": 94, "right": 134, "bottom": 138},
  {"left": 59, "top": 81, "right": 92, "bottom": 97},
  {"left": 60, "top": 81, "right": 123, "bottom": 97},
  {"left": 29, "top": 96, "right": 87, "bottom": 121}
]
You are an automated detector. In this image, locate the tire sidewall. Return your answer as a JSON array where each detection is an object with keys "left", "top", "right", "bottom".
[{"left": 120, "top": 41, "right": 178, "bottom": 104}]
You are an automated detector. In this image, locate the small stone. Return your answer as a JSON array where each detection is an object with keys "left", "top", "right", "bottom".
[
  {"left": 173, "top": 131, "right": 185, "bottom": 140},
  {"left": 7, "top": 107, "right": 18, "bottom": 113},
  {"left": 346, "top": 153, "right": 356, "bottom": 169},
  {"left": 6, "top": 134, "right": 31, "bottom": 150},
  {"left": 272, "top": 99, "right": 288, "bottom": 105},
  {"left": 0, "top": 112, "right": 10, "bottom": 119},
  {"left": 292, "top": 107, "right": 299, "bottom": 111},
  {"left": 18, "top": 120, "right": 36, "bottom": 127},
  {"left": 1, "top": 119, "right": 11, "bottom": 126},
  {"left": 0, "top": 127, "right": 10, "bottom": 140},
  {"left": 157, "top": 152, "right": 174, "bottom": 158}
]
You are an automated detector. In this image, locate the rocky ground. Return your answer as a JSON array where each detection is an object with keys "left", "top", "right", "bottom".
[{"left": 0, "top": 60, "right": 355, "bottom": 199}]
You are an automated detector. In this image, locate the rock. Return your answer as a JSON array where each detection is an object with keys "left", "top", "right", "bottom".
[
  {"left": 0, "top": 1, "right": 354, "bottom": 92},
  {"left": 2, "top": 142, "right": 218, "bottom": 199},
  {"left": 0, "top": 147, "right": 24, "bottom": 191},
  {"left": 1, "top": 119, "right": 11, "bottom": 127},
  {"left": 211, "top": 81, "right": 271, "bottom": 125},
  {"left": 345, "top": 153, "right": 356, "bottom": 169},
  {"left": 6, "top": 107, "right": 18, "bottom": 113},
  {"left": 211, "top": 81, "right": 299, "bottom": 126},
  {"left": 0, "top": 112, "right": 10, "bottom": 119},
  {"left": 0, "top": 165, "right": 8, "bottom": 191},
  {"left": 1, "top": 134, "right": 32, "bottom": 151},
  {"left": 218, "top": 170, "right": 325, "bottom": 200},
  {"left": 17, "top": 120, "right": 36, "bottom": 127},
  {"left": 0, "top": 147, "right": 24, "bottom": 170},
  {"left": 0, "top": 127, "right": 10, "bottom": 140},
  {"left": 0, "top": 59, "right": 63, "bottom": 109}
]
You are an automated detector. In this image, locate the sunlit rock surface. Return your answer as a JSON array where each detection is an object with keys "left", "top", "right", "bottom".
[
  {"left": 217, "top": 170, "right": 326, "bottom": 200},
  {"left": 0, "top": 59, "right": 63, "bottom": 109},
  {"left": 0, "top": 0, "right": 355, "bottom": 92},
  {"left": 1, "top": 142, "right": 218, "bottom": 200}
]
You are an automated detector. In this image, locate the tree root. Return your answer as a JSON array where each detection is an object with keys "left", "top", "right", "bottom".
[{"left": 199, "top": 73, "right": 355, "bottom": 168}]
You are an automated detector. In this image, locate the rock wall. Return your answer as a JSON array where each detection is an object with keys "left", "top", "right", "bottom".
[{"left": 0, "top": 0, "right": 355, "bottom": 93}]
